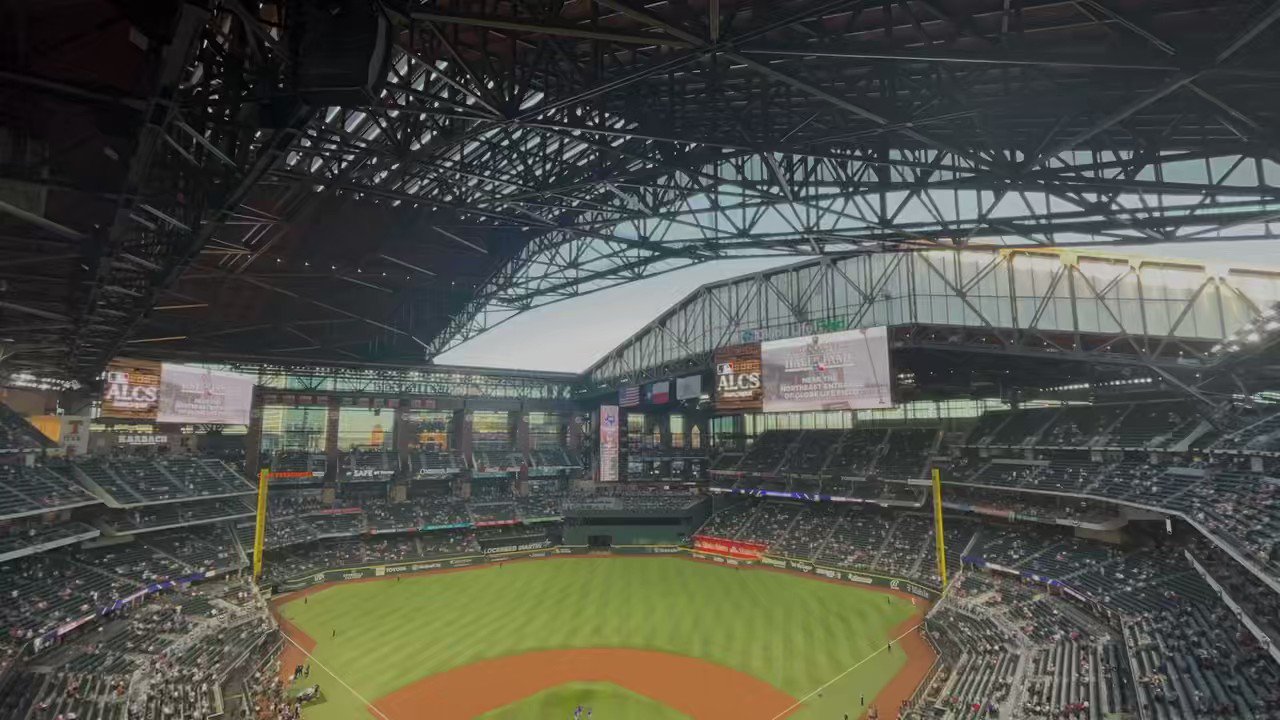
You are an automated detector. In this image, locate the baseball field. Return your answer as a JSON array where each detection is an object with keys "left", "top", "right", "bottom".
[{"left": 273, "top": 556, "right": 932, "bottom": 719}]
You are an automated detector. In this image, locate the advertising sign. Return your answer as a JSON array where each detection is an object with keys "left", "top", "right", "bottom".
[
  {"left": 102, "top": 359, "right": 161, "bottom": 420},
  {"left": 761, "top": 326, "right": 892, "bottom": 412},
  {"left": 157, "top": 365, "right": 254, "bottom": 424},
  {"left": 692, "top": 534, "right": 768, "bottom": 560},
  {"left": 599, "top": 404, "right": 620, "bottom": 483},
  {"left": 59, "top": 416, "right": 91, "bottom": 456},
  {"left": 675, "top": 374, "right": 702, "bottom": 400},
  {"left": 713, "top": 344, "right": 763, "bottom": 411}
]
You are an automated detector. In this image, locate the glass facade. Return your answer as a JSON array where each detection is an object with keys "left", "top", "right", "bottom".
[
  {"left": 259, "top": 405, "right": 326, "bottom": 453},
  {"left": 337, "top": 407, "right": 393, "bottom": 451}
]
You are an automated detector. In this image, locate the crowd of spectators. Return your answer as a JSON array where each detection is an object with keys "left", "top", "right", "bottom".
[{"left": 0, "top": 575, "right": 272, "bottom": 720}]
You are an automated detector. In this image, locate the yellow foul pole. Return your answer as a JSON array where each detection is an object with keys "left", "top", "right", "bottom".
[
  {"left": 253, "top": 468, "right": 269, "bottom": 580},
  {"left": 931, "top": 466, "right": 948, "bottom": 589}
]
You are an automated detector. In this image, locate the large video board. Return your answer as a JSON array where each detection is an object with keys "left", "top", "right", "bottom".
[
  {"left": 157, "top": 365, "right": 255, "bottom": 424},
  {"left": 761, "top": 327, "right": 892, "bottom": 412},
  {"left": 102, "top": 360, "right": 254, "bottom": 424}
]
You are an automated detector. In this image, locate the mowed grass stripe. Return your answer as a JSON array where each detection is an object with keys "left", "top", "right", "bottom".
[{"left": 280, "top": 558, "right": 915, "bottom": 720}]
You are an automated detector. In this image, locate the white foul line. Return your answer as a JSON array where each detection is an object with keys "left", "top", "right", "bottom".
[
  {"left": 767, "top": 622, "right": 924, "bottom": 720},
  {"left": 280, "top": 632, "right": 393, "bottom": 720}
]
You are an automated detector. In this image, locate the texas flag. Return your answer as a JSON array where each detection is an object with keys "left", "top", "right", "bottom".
[{"left": 647, "top": 381, "right": 670, "bottom": 404}]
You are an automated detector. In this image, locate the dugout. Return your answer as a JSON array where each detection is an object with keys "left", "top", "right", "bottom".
[{"left": 560, "top": 495, "right": 709, "bottom": 546}]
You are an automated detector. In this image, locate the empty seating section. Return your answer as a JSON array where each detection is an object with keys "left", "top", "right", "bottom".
[
  {"left": 876, "top": 429, "right": 937, "bottom": 480},
  {"left": 989, "top": 408, "right": 1058, "bottom": 446},
  {"left": 1038, "top": 405, "right": 1128, "bottom": 448},
  {"left": 1103, "top": 402, "right": 1194, "bottom": 448},
  {"left": 963, "top": 412, "right": 1013, "bottom": 445},
  {"left": 0, "top": 404, "right": 53, "bottom": 451},
  {"left": 0, "top": 522, "right": 97, "bottom": 559},
  {"left": 105, "top": 497, "right": 254, "bottom": 533},
  {"left": 827, "top": 429, "right": 886, "bottom": 476},
  {"left": 780, "top": 430, "right": 842, "bottom": 474},
  {"left": 142, "top": 525, "right": 244, "bottom": 573},
  {"left": 1214, "top": 410, "right": 1280, "bottom": 452},
  {"left": 73, "top": 457, "right": 252, "bottom": 505},
  {"left": 737, "top": 431, "right": 796, "bottom": 474},
  {"left": 0, "top": 465, "right": 98, "bottom": 518}
]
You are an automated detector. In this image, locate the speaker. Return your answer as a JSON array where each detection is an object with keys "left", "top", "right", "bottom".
[{"left": 288, "top": 0, "right": 391, "bottom": 106}]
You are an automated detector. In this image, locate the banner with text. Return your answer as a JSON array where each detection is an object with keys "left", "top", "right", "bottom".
[
  {"left": 713, "top": 344, "right": 763, "bottom": 411},
  {"left": 761, "top": 326, "right": 892, "bottom": 412},
  {"left": 102, "top": 359, "right": 162, "bottom": 420},
  {"left": 599, "top": 405, "right": 620, "bottom": 483},
  {"left": 157, "top": 364, "right": 254, "bottom": 425},
  {"left": 692, "top": 534, "right": 767, "bottom": 560}
]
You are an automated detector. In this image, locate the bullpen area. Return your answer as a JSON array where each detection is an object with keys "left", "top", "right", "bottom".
[{"left": 273, "top": 556, "right": 933, "bottom": 719}]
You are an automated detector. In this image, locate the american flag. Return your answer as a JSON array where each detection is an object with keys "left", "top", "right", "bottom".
[{"left": 619, "top": 386, "right": 640, "bottom": 406}]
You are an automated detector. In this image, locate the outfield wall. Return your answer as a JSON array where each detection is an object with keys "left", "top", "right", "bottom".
[{"left": 267, "top": 544, "right": 939, "bottom": 601}]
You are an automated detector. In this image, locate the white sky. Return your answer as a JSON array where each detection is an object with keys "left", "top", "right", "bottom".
[
  {"left": 436, "top": 239, "right": 1280, "bottom": 373},
  {"left": 436, "top": 256, "right": 803, "bottom": 372}
]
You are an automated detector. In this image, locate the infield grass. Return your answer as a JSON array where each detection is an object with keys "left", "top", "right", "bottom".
[{"left": 278, "top": 557, "right": 916, "bottom": 719}]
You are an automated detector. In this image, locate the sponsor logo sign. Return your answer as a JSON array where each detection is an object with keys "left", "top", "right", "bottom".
[
  {"left": 102, "top": 359, "right": 161, "bottom": 420},
  {"left": 713, "top": 344, "right": 763, "bottom": 411},
  {"left": 483, "top": 540, "right": 553, "bottom": 555},
  {"left": 692, "top": 534, "right": 768, "bottom": 561}
]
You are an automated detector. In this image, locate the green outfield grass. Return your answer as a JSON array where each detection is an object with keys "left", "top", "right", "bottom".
[
  {"left": 278, "top": 557, "right": 916, "bottom": 719},
  {"left": 477, "top": 682, "right": 690, "bottom": 720}
]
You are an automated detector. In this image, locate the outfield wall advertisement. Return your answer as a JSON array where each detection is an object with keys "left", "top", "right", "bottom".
[
  {"left": 691, "top": 534, "right": 767, "bottom": 560},
  {"left": 761, "top": 327, "right": 893, "bottom": 412},
  {"left": 268, "top": 544, "right": 940, "bottom": 600}
]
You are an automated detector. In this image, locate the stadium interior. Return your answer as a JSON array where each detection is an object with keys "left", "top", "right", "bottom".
[{"left": 4, "top": 0, "right": 1280, "bottom": 718}]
